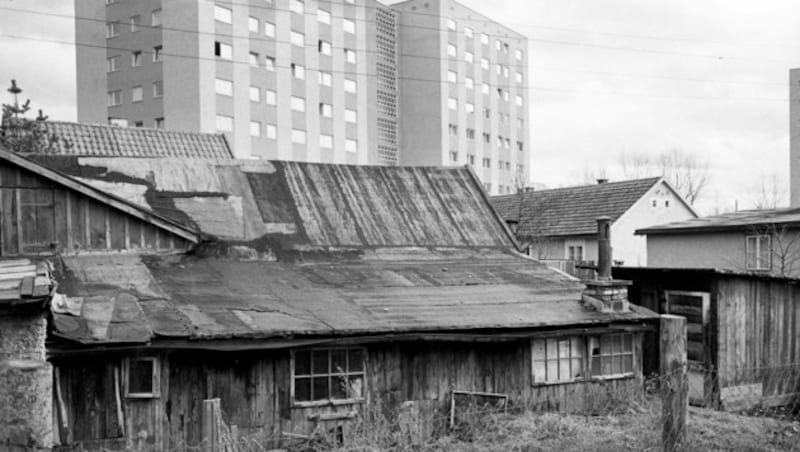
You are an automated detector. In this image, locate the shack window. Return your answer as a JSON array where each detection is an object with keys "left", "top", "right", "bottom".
[
  {"left": 292, "top": 348, "right": 365, "bottom": 405},
  {"left": 532, "top": 334, "right": 634, "bottom": 385},
  {"left": 745, "top": 234, "right": 771, "bottom": 271},
  {"left": 123, "top": 356, "right": 160, "bottom": 398}
]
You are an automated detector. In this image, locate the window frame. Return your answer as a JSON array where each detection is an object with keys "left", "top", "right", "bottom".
[
  {"left": 531, "top": 333, "right": 636, "bottom": 386},
  {"left": 745, "top": 234, "right": 771, "bottom": 271},
  {"left": 123, "top": 356, "right": 160, "bottom": 399}
]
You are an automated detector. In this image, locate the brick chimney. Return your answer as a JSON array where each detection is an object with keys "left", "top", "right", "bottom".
[{"left": 582, "top": 216, "right": 631, "bottom": 313}]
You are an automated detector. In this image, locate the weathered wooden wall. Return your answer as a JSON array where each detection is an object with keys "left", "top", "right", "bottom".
[
  {"left": 53, "top": 338, "right": 644, "bottom": 451},
  {"left": 0, "top": 161, "right": 191, "bottom": 256}
]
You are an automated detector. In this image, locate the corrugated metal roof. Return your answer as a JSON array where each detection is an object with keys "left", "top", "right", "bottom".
[
  {"left": 0, "top": 258, "right": 53, "bottom": 305},
  {"left": 636, "top": 207, "right": 800, "bottom": 235},
  {"left": 50, "top": 252, "right": 657, "bottom": 345},
  {"left": 491, "top": 178, "right": 662, "bottom": 237},
  {"left": 35, "top": 121, "right": 232, "bottom": 159},
  {"left": 28, "top": 157, "right": 514, "bottom": 250}
]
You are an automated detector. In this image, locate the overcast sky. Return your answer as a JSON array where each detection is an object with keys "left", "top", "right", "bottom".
[{"left": 1, "top": 0, "right": 799, "bottom": 214}]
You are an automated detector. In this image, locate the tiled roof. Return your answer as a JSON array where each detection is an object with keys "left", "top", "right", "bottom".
[
  {"left": 50, "top": 253, "right": 657, "bottom": 344},
  {"left": 29, "top": 157, "right": 515, "bottom": 250},
  {"left": 35, "top": 121, "right": 232, "bottom": 159},
  {"left": 636, "top": 207, "right": 800, "bottom": 235},
  {"left": 491, "top": 178, "right": 662, "bottom": 237},
  {"left": 0, "top": 258, "right": 53, "bottom": 306}
]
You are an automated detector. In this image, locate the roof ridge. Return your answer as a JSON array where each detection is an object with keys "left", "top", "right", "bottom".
[{"left": 45, "top": 120, "right": 227, "bottom": 138}]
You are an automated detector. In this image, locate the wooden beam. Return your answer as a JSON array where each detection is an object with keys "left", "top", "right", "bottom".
[{"left": 661, "top": 314, "right": 687, "bottom": 452}]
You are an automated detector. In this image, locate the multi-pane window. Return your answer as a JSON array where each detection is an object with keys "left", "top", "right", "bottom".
[
  {"left": 107, "top": 56, "right": 120, "bottom": 72},
  {"left": 343, "top": 19, "right": 355, "bottom": 34},
  {"left": 318, "top": 71, "right": 332, "bottom": 87},
  {"left": 214, "top": 5, "right": 232, "bottom": 24},
  {"left": 151, "top": 9, "right": 161, "bottom": 26},
  {"left": 344, "top": 79, "right": 357, "bottom": 93},
  {"left": 153, "top": 46, "right": 162, "bottom": 62},
  {"left": 249, "top": 52, "right": 259, "bottom": 67},
  {"left": 320, "top": 134, "right": 333, "bottom": 148},
  {"left": 152, "top": 81, "right": 163, "bottom": 98},
  {"left": 482, "top": 158, "right": 491, "bottom": 168},
  {"left": 344, "top": 49, "right": 356, "bottom": 64},
  {"left": 483, "top": 108, "right": 490, "bottom": 119},
  {"left": 264, "top": 22, "right": 275, "bottom": 37},
  {"left": 131, "top": 85, "right": 143, "bottom": 102},
  {"left": 293, "top": 348, "right": 365, "bottom": 403},
  {"left": 291, "top": 31, "right": 304, "bottom": 47},
  {"left": 319, "top": 102, "right": 333, "bottom": 117},
  {"left": 250, "top": 121, "right": 261, "bottom": 137},
  {"left": 130, "top": 15, "right": 141, "bottom": 32},
  {"left": 344, "top": 108, "right": 357, "bottom": 123},
  {"left": 319, "top": 40, "right": 332, "bottom": 56},
  {"left": 567, "top": 245, "right": 584, "bottom": 261},
  {"left": 265, "top": 124, "right": 277, "bottom": 139},
  {"left": 249, "top": 86, "right": 260, "bottom": 102},
  {"left": 746, "top": 235, "right": 771, "bottom": 270},
  {"left": 106, "top": 22, "right": 120, "bottom": 38},
  {"left": 318, "top": 9, "right": 331, "bottom": 24},
  {"left": 265, "top": 90, "right": 277, "bottom": 105},
  {"left": 107, "top": 90, "right": 122, "bottom": 106},
  {"left": 291, "top": 129, "right": 306, "bottom": 144},
  {"left": 265, "top": 56, "right": 276, "bottom": 71},
  {"left": 447, "top": 70, "right": 457, "bottom": 84},
  {"left": 345, "top": 139, "right": 357, "bottom": 153},
  {"left": 466, "top": 128, "right": 475, "bottom": 139},
  {"left": 248, "top": 17, "right": 259, "bottom": 33},
  {"left": 531, "top": 334, "right": 634, "bottom": 384},
  {"left": 290, "top": 0, "right": 304, "bottom": 15},
  {"left": 109, "top": 117, "right": 128, "bottom": 127},
  {"left": 292, "top": 63, "right": 305, "bottom": 80},
  {"left": 291, "top": 96, "right": 306, "bottom": 112},
  {"left": 450, "top": 151, "right": 458, "bottom": 162},
  {"left": 215, "top": 115, "right": 233, "bottom": 132},
  {"left": 448, "top": 124, "right": 458, "bottom": 136},
  {"left": 131, "top": 51, "right": 142, "bottom": 67}
]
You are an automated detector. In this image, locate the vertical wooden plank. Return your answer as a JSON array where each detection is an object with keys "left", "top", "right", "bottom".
[
  {"left": 89, "top": 202, "right": 106, "bottom": 249},
  {"left": 16, "top": 188, "right": 24, "bottom": 253},
  {"left": 36, "top": 189, "right": 55, "bottom": 250},
  {"left": 54, "top": 189, "right": 68, "bottom": 252},
  {"left": 124, "top": 217, "right": 131, "bottom": 250},
  {"left": 1, "top": 189, "right": 18, "bottom": 255},
  {"left": 109, "top": 210, "right": 126, "bottom": 250},
  {"left": 661, "top": 314, "right": 688, "bottom": 452},
  {"left": 104, "top": 208, "right": 112, "bottom": 250},
  {"left": 65, "top": 192, "right": 73, "bottom": 251},
  {"left": 84, "top": 197, "right": 91, "bottom": 250}
]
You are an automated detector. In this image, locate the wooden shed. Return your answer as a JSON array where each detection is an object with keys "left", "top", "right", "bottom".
[
  {"left": 615, "top": 266, "right": 800, "bottom": 410},
  {"left": 0, "top": 149, "right": 659, "bottom": 450}
]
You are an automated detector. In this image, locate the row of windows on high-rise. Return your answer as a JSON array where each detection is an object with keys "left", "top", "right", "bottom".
[
  {"left": 107, "top": 82, "right": 162, "bottom": 107},
  {"left": 448, "top": 124, "right": 524, "bottom": 151},
  {"left": 214, "top": 4, "right": 357, "bottom": 35},
  {"left": 105, "top": 8, "right": 160, "bottom": 38},
  {"left": 445, "top": 18, "right": 524, "bottom": 61},
  {"left": 215, "top": 114, "right": 359, "bottom": 152}
]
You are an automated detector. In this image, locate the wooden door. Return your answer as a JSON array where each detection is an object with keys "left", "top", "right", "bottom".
[{"left": 665, "top": 290, "right": 710, "bottom": 405}]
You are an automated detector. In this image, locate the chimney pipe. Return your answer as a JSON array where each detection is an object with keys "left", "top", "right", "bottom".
[
  {"left": 596, "top": 216, "right": 612, "bottom": 280},
  {"left": 596, "top": 178, "right": 608, "bottom": 184}
]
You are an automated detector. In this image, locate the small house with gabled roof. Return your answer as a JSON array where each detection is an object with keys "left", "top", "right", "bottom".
[
  {"left": 0, "top": 147, "right": 658, "bottom": 450},
  {"left": 492, "top": 177, "right": 698, "bottom": 268}
]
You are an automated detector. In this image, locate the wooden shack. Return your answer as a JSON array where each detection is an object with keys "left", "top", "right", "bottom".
[
  {"left": 615, "top": 266, "right": 800, "bottom": 410},
  {"left": 0, "top": 148, "right": 659, "bottom": 450}
]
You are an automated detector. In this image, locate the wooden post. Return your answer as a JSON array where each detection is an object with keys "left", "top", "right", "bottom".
[
  {"left": 202, "top": 398, "right": 221, "bottom": 452},
  {"left": 661, "top": 314, "right": 688, "bottom": 452}
]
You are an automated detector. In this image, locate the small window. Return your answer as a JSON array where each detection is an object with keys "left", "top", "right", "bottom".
[
  {"left": 216, "top": 114, "right": 233, "bottom": 132},
  {"left": 265, "top": 124, "right": 277, "bottom": 139},
  {"left": 214, "top": 5, "right": 233, "bottom": 24},
  {"left": 130, "top": 15, "right": 141, "bottom": 32},
  {"left": 344, "top": 79, "right": 357, "bottom": 93},
  {"left": 291, "top": 96, "right": 306, "bottom": 112},
  {"left": 265, "top": 90, "right": 277, "bottom": 105},
  {"left": 151, "top": 9, "right": 162, "bottom": 27},
  {"left": 448, "top": 97, "right": 457, "bottom": 110},
  {"left": 291, "top": 63, "right": 305, "bottom": 80},
  {"left": 248, "top": 16, "right": 259, "bottom": 33},
  {"left": 134, "top": 121, "right": 144, "bottom": 127},
  {"left": 152, "top": 45, "right": 162, "bottom": 62},
  {"left": 515, "top": 48, "right": 523, "bottom": 60},
  {"left": 665, "top": 200, "right": 670, "bottom": 207},
  {"left": 249, "top": 85, "right": 260, "bottom": 102},
  {"left": 131, "top": 85, "right": 143, "bottom": 102},
  {"left": 249, "top": 51, "right": 259, "bottom": 67},
  {"left": 250, "top": 121, "right": 261, "bottom": 137},
  {"left": 746, "top": 235, "right": 771, "bottom": 271},
  {"left": 344, "top": 108, "right": 357, "bottom": 123},
  {"left": 464, "top": 26, "right": 473, "bottom": 38},
  {"left": 468, "top": 154, "right": 475, "bottom": 165},
  {"left": 447, "top": 70, "right": 457, "bottom": 84},
  {"left": 155, "top": 117, "right": 164, "bottom": 129},
  {"left": 319, "top": 102, "right": 333, "bottom": 117},
  {"left": 131, "top": 50, "right": 142, "bottom": 67},
  {"left": 448, "top": 124, "right": 458, "bottom": 136},
  {"left": 108, "top": 117, "right": 128, "bottom": 127},
  {"left": 265, "top": 56, "right": 276, "bottom": 71},
  {"left": 345, "top": 139, "right": 357, "bottom": 153},
  {"left": 343, "top": 19, "right": 355, "bottom": 34},
  {"left": 107, "top": 90, "right": 122, "bottom": 107},
  {"left": 123, "top": 357, "right": 160, "bottom": 398},
  {"left": 516, "top": 95, "right": 524, "bottom": 107},
  {"left": 291, "top": 31, "right": 304, "bottom": 47},
  {"left": 291, "top": 129, "right": 306, "bottom": 144},
  {"left": 517, "top": 141, "right": 524, "bottom": 152},
  {"left": 264, "top": 22, "right": 276, "bottom": 38},
  {"left": 106, "top": 56, "right": 120, "bottom": 73},
  {"left": 466, "top": 128, "right": 475, "bottom": 139},
  {"left": 465, "top": 77, "right": 473, "bottom": 89},
  {"left": 290, "top": 0, "right": 304, "bottom": 14},
  {"left": 318, "top": 71, "right": 332, "bottom": 87},
  {"left": 482, "top": 132, "right": 490, "bottom": 143},
  {"left": 320, "top": 134, "right": 333, "bottom": 148},
  {"left": 481, "top": 33, "right": 489, "bottom": 45},
  {"left": 153, "top": 81, "right": 163, "bottom": 98},
  {"left": 466, "top": 103, "right": 474, "bottom": 114},
  {"left": 481, "top": 58, "right": 489, "bottom": 70},
  {"left": 318, "top": 9, "right": 331, "bottom": 24},
  {"left": 481, "top": 83, "right": 489, "bottom": 95},
  {"left": 532, "top": 334, "right": 634, "bottom": 385},
  {"left": 515, "top": 71, "right": 523, "bottom": 83},
  {"left": 319, "top": 40, "right": 332, "bottom": 56},
  {"left": 344, "top": 49, "right": 356, "bottom": 64},
  {"left": 446, "top": 18, "right": 456, "bottom": 31},
  {"left": 447, "top": 43, "right": 457, "bottom": 57},
  {"left": 482, "top": 157, "right": 491, "bottom": 168},
  {"left": 464, "top": 51, "right": 473, "bottom": 64},
  {"left": 106, "top": 22, "right": 120, "bottom": 38},
  {"left": 449, "top": 151, "right": 458, "bottom": 162}
]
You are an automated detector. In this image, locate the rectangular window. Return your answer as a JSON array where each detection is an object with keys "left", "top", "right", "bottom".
[
  {"left": 446, "top": 18, "right": 456, "bottom": 31},
  {"left": 293, "top": 348, "right": 365, "bottom": 404},
  {"left": 481, "top": 83, "right": 489, "bottom": 95},
  {"left": 266, "top": 124, "right": 277, "bottom": 139},
  {"left": 130, "top": 15, "right": 141, "bottom": 32},
  {"left": 292, "top": 63, "right": 305, "bottom": 79},
  {"left": 567, "top": 245, "right": 584, "bottom": 261},
  {"left": 107, "top": 90, "right": 122, "bottom": 107},
  {"left": 319, "top": 102, "right": 333, "bottom": 117},
  {"left": 466, "top": 103, "right": 474, "bottom": 114},
  {"left": 482, "top": 158, "right": 491, "bottom": 168},
  {"left": 531, "top": 334, "right": 634, "bottom": 384},
  {"left": 134, "top": 121, "right": 144, "bottom": 127},
  {"left": 318, "top": 71, "right": 332, "bottom": 87},
  {"left": 131, "top": 51, "right": 142, "bottom": 67},
  {"left": 344, "top": 49, "right": 356, "bottom": 64},
  {"left": 503, "top": 66, "right": 509, "bottom": 78},
  {"left": 465, "top": 26, "right": 473, "bottom": 38},
  {"left": 746, "top": 235, "right": 771, "bottom": 270},
  {"left": 249, "top": 85, "right": 260, "bottom": 102},
  {"left": 291, "top": 129, "right": 306, "bottom": 144},
  {"left": 481, "top": 33, "right": 489, "bottom": 45},
  {"left": 248, "top": 17, "right": 259, "bottom": 33},
  {"left": 319, "top": 40, "right": 332, "bottom": 56},
  {"left": 151, "top": 9, "right": 161, "bottom": 26},
  {"left": 464, "top": 51, "right": 473, "bottom": 64},
  {"left": 291, "top": 31, "right": 304, "bottom": 47},
  {"left": 318, "top": 9, "right": 331, "bottom": 24},
  {"left": 249, "top": 52, "right": 259, "bottom": 67},
  {"left": 482, "top": 132, "right": 490, "bottom": 143},
  {"left": 517, "top": 141, "right": 524, "bottom": 151},
  {"left": 155, "top": 117, "right": 164, "bottom": 129},
  {"left": 516, "top": 95, "right": 524, "bottom": 107},
  {"left": 517, "top": 118, "right": 524, "bottom": 128},
  {"left": 109, "top": 118, "right": 127, "bottom": 128},
  {"left": 343, "top": 18, "right": 355, "bottom": 34},
  {"left": 447, "top": 43, "right": 457, "bottom": 57},
  {"left": 123, "top": 357, "right": 160, "bottom": 398},
  {"left": 345, "top": 139, "right": 357, "bottom": 153},
  {"left": 515, "top": 71, "right": 523, "bottom": 83},
  {"left": 152, "top": 81, "right": 163, "bottom": 98},
  {"left": 216, "top": 115, "right": 233, "bottom": 132},
  {"left": 290, "top": 0, "right": 304, "bottom": 15},
  {"left": 264, "top": 22, "right": 275, "bottom": 37},
  {"left": 152, "top": 45, "right": 162, "bottom": 62},
  {"left": 448, "top": 97, "right": 457, "bottom": 110},
  {"left": 447, "top": 70, "right": 457, "bottom": 84},
  {"left": 106, "top": 22, "right": 120, "bottom": 38},
  {"left": 466, "top": 128, "right": 475, "bottom": 139},
  {"left": 495, "top": 39, "right": 502, "bottom": 51},
  {"left": 131, "top": 85, "right": 143, "bottom": 102},
  {"left": 344, "top": 108, "right": 357, "bottom": 123},
  {"left": 515, "top": 48, "right": 523, "bottom": 60},
  {"left": 291, "top": 96, "right": 306, "bottom": 112},
  {"left": 481, "top": 58, "right": 489, "bottom": 70},
  {"left": 106, "top": 56, "right": 120, "bottom": 73},
  {"left": 214, "top": 5, "right": 232, "bottom": 24},
  {"left": 483, "top": 108, "right": 490, "bottom": 119},
  {"left": 265, "top": 56, "right": 276, "bottom": 71},
  {"left": 465, "top": 77, "right": 473, "bottom": 89},
  {"left": 320, "top": 134, "right": 333, "bottom": 148},
  {"left": 250, "top": 121, "right": 261, "bottom": 137},
  {"left": 450, "top": 151, "right": 458, "bottom": 162},
  {"left": 495, "top": 63, "right": 502, "bottom": 75},
  {"left": 448, "top": 124, "right": 457, "bottom": 136},
  {"left": 468, "top": 154, "right": 475, "bottom": 165},
  {"left": 265, "top": 89, "right": 276, "bottom": 105},
  {"left": 344, "top": 79, "right": 357, "bottom": 93}
]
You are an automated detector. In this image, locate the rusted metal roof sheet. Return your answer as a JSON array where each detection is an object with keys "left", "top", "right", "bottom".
[
  {"left": 50, "top": 253, "right": 658, "bottom": 345},
  {"left": 37, "top": 121, "right": 233, "bottom": 159},
  {"left": 0, "top": 258, "right": 52, "bottom": 306},
  {"left": 28, "top": 156, "right": 514, "bottom": 249}
]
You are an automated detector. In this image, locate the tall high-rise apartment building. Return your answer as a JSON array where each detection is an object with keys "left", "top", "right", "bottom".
[
  {"left": 76, "top": 0, "right": 399, "bottom": 165},
  {"left": 790, "top": 68, "right": 800, "bottom": 206},
  {"left": 75, "top": 0, "right": 527, "bottom": 193},
  {"left": 393, "top": 0, "right": 529, "bottom": 195}
]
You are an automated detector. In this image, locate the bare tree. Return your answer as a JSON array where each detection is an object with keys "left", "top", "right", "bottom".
[
  {"left": 768, "top": 224, "right": 800, "bottom": 277},
  {"left": 727, "top": 223, "right": 800, "bottom": 277},
  {"left": 568, "top": 164, "right": 608, "bottom": 186},
  {"left": 750, "top": 172, "right": 788, "bottom": 210},
  {"left": 510, "top": 168, "right": 559, "bottom": 260},
  {"left": 619, "top": 149, "right": 710, "bottom": 205}
]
